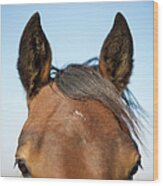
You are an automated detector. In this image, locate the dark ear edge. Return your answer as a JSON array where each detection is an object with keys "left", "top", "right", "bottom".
[
  {"left": 17, "top": 12, "right": 52, "bottom": 97},
  {"left": 99, "top": 12, "right": 133, "bottom": 93}
]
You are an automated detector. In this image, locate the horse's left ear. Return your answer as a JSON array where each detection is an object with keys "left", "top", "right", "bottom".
[
  {"left": 17, "top": 12, "right": 52, "bottom": 97},
  {"left": 99, "top": 13, "right": 133, "bottom": 93}
]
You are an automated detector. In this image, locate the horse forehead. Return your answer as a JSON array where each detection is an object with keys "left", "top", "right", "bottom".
[
  {"left": 28, "top": 83, "right": 113, "bottom": 121},
  {"left": 22, "top": 82, "right": 133, "bottom": 153},
  {"left": 23, "top": 82, "right": 123, "bottom": 139}
]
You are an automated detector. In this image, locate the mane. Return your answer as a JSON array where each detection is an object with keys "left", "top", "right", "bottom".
[{"left": 51, "top": 58, "right": 145, "bottom": 146}]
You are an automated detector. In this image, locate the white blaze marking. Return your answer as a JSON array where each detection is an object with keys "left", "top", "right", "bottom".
[
  {"left": 73, "top": 110, "right": 86, "bottom": 121},
  {"left": 75, "top": 110, "right": 83, "bottom": 118}
]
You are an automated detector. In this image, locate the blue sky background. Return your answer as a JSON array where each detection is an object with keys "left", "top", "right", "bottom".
[{"left": 1, "top": 1, "right": 154, "bottom": 180}]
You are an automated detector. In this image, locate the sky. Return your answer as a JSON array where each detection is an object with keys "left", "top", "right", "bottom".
[{"left": 1, "top": 1, "right": 154, "bottom": 180}]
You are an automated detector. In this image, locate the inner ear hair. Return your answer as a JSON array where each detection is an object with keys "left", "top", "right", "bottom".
[
  {"left": 17, "top": 12, "right": 52, "bottom": 97},
  {"left": 99, "top": 12, "right": 133, "bottom": 93}
]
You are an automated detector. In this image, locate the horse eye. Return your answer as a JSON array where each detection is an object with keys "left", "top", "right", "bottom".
[{"left": 16, "top": 159, "right": 31, "bottom": 177}]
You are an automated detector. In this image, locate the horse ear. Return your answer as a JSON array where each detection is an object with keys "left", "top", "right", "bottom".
[
  {"left": 99, "top": 13, "right": 133, "bottom": 93},
  {"left": 17, "top": 12, "right": 52, "bottom": 97}
]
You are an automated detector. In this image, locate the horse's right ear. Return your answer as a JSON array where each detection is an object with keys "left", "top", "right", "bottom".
[{"left": 17, "top": 12, "right": 52, "bottom": 97}]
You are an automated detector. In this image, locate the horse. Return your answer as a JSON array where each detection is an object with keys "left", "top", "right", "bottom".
[{"left": 15, "top": 12, "right": 143, "bottom": 179}]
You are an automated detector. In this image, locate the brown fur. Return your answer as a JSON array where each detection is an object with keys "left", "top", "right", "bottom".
[
  {"left": 16, "top": 12, "right": 141, "bottom": 179},
  {"left": 16, "top": 84, "right": 140, "bottom": 179}
]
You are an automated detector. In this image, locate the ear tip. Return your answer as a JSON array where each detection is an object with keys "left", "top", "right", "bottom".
[
  {"left": 116, "top": 12, "right": 124, "bottom": 18},
  {"left": 26, "top": 12, "right": 41, "bottom": 27},
  {"left": 23, "top": 12, "right": 41, "bottom": 31},
  {"left": 113, "top": 12, "right": 131, "bottom": 33},
  {"left": 31, "top": 12, "right": 41, "bottom": 21},
  {"left": 115, "top": 12, "right": 126, "bottom": 23}
]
